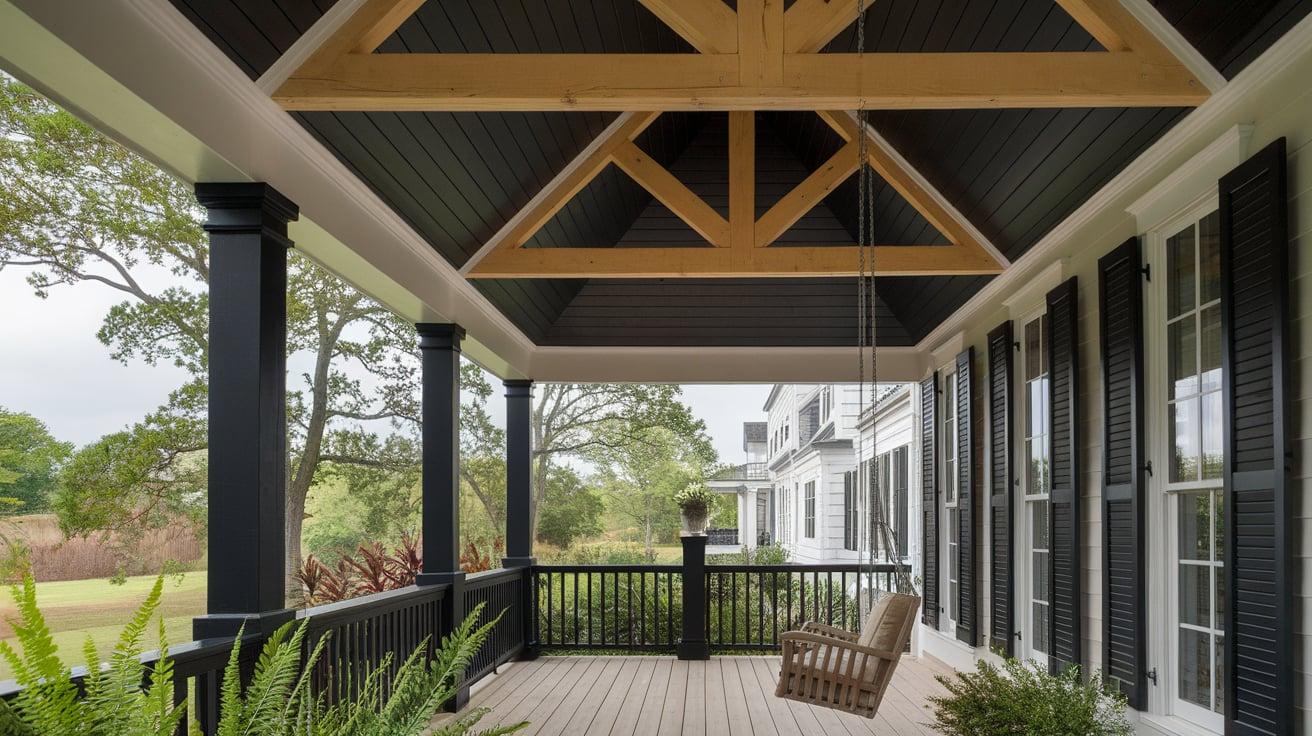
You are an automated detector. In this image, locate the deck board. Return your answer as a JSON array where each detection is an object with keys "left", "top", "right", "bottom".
[{"left": 432, "top": 654, "right": 952, "bottom": 735}]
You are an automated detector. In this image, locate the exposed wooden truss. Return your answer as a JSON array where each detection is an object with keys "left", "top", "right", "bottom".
[
  {"left": 273, "top": 0, "right": 1209, "bottom": 111},
  {"left": 462, "top": 109, "right": 1004, "bottom": 279}
]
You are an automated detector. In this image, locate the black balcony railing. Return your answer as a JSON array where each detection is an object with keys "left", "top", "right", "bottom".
[
  {"left": 706, "top": 527, "right": 739, "bottom": 545},
  {"left": 462, "top": 567, "right": 528, "bottom": 684},
  {"left": 532, "top": 565, "right": 682, "bottom": 650}
]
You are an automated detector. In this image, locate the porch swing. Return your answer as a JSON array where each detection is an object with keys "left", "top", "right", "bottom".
[{"left": 774, "top": 0, "right": 921, "bottom": 717}]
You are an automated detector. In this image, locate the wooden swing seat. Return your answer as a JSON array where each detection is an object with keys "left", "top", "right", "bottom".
[{"left": 775, "top": 592, "right": 921, "bottom": 719}]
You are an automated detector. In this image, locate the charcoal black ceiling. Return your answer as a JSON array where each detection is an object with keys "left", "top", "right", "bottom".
[{"left": 170, "top": 0, "right": 1311, "bottom": 347}]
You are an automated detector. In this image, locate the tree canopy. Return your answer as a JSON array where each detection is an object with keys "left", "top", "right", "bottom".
[{"left": 0, "top": 408, "right": 71, "bottom": 514}]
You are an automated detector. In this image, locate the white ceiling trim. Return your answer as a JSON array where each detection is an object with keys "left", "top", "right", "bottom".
[{"left": 256, "top": 0, "right": 365, "bottom": 96}]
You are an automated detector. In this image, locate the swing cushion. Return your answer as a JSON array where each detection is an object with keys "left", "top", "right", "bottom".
[{"left": 858, "top": 593, "right": 917, "bottom": 651}]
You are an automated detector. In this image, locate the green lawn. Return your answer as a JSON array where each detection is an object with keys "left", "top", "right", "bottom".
[{"left": 0, "top": 572, "right": 206, "bottom": 681}]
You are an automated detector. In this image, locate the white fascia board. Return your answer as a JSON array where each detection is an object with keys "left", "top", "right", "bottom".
[
  {"left": 529, "top": 346, "right": 927, "bottom": 384},
  {"left": 3, "top": 0, "right": 535, "bottom": 379}
]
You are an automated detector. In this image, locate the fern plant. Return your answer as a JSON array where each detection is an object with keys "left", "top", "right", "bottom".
[
  {"left": 0, "top": 573, "right": 527, "bottom": 736},
  {"left": 0, "top": 574, "right": 185, "bottom": 736}
]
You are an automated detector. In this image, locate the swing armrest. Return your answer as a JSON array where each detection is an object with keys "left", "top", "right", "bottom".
[
  {"left": 798, "top": 622, "right": 858, "bottom": 642},
  {"left": 779, "top": 631, "right": 900, "bottom": 664}
]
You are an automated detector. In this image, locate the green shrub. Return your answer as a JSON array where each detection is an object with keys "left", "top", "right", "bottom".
[
  {"left": 928, "top": 658, "right": 1132, "bottom": 736},
  {"left": 0, "top": 573, "right": 528, "bottom": 736}
]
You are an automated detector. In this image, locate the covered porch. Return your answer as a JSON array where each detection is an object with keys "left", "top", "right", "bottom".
[{"left": 1, "top": 0, "right": 1310, "bottom": 734}]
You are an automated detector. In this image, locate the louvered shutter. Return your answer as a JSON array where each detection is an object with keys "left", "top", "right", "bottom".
[
  {"left": 955, "top": 350, "right": 978, "bottom": 646},
  {"left": 920, "top": 373, "right": 939, "bottom": 627},
  {"left": 1221, "top": 139, "right": 1292, "bottom": 736},
  {"left": 1046, "top": 277, "right": 1081, "bottom": 675},
  {"left": 1098, "top": 237, "right": 1146, "bottom": 708},
  {"left": 987, "top": 322, "right": 1014, "bottom": 657}
]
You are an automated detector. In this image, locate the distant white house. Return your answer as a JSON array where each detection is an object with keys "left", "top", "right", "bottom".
[
  {"left": 706, "top": 422, "right": 771, "bottom": 554},
  {"left": 758, "top": 384, "right": 917, "bottom": 566}
]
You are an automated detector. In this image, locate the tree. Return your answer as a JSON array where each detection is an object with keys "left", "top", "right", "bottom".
[
  {"left": 530, "top": 384, "right": 707, "bottom": 544},
  {"left": 593, "top": 426, "right": 716, "bottom": 559},
  {"left": 0, "top": 408, "right": 72, "bottom": 514},
  {"left": 0, "top": 73, "right": 418, "bottom": 599},
  {"left": 535, "top": 465, "right": 603, "bottom": 549},
  {"left": 458, "top": 362, "right": 506, "bottom": 531}
]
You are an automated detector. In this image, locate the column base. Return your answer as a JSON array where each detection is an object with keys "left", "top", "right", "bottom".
[
  {"left": 443, "top": 684, "right": 471, "bottom": 713},
  {"left": 677, "top": 640, "right": 710, "bottom": 660},
  {"left": 193, "top": 608, "right": 296, "bottom": 640}
]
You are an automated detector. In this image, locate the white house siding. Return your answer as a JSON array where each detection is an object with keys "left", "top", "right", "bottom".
[{"left": 915, "top": 18, "right": 1312, "bottom": 733}]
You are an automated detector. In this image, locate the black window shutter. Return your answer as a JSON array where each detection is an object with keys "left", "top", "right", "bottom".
[
  {"left": 1046, "top": 277, "right": 1081, "bottom": 675},
  {"left": 920, "top": 373, "right": 939, "bottom": 627},
  {"left": 987, "top": 322, "right": 1014, "bottom": 657},
  {"left": 1098, "top": 237, "right": 1146, "bottom": 709},
  {"left": 1221, "top": 138, "right": 1292, "bottom": 736},
  {"left": 955, "top": 349, "right": 978, "bottom": 647}
]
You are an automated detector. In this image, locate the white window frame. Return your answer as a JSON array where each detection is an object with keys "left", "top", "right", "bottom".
[
  {"left": 1015, "top": 307, "right": 1051, "bottom": 668},
  {"left": 1145, "top": 194, "right": 1225, "bottom": 734},
  {"left": 941, "top": 370, "right": 959, "bottom": 634},
  {"left": 803, "top": 480, "right": 816, "bottom": 539}
]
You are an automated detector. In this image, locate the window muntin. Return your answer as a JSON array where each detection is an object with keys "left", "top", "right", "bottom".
[
  {"left": 803, "top": 480, "right": 816, "bottom": 538},
  {"left": 1022, "top": 315, "right": 1051, "bottom": 661},
  {"left": 1163, "top": 211, "right": 1224, "bottom": 722}
]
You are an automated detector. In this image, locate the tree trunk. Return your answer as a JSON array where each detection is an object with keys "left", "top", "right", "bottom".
[
  {"left": 285, "top": 319, "right": 340, "bottom": 605},
  {"left": 643, "top": 519, "right": 654, "bottom": 562}
]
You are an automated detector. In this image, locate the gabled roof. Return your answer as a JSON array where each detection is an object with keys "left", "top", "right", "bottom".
[{"left": 168, "top": 0, "right": 1311, "bottom": 348}]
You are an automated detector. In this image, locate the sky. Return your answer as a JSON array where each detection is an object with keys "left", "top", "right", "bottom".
[{"left": 0, "top": 267, "right": 770, "bottom": 463}]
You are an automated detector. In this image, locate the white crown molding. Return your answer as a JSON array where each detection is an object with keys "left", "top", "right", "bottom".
[
  {"left": 918, "top": 10, "right": 1312, "bottom": 353},
  {"left": 1119, "top": 0, "right": 1227, "bottom": 93},
  {"left": 1126, "top": 123, "right": 1253, "bottom": 230},
  {"left": 256, "top": 0, "right": 364, "bottom": 95}
]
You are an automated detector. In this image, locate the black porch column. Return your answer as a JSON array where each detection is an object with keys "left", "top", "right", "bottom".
[
  {"left": 501, "top": 380, "right": 538, "bottom": 659},
  {"left": 415, "top": 323, "right": 468, "bottom": 709},
  {"left": 502, "top": 380, "right": 535, "bottom": 568},
  {"left": 678, "top": 535, "right": 710, "bottom": 660},
  {"left": 193, "top": 183, "right": 297, "bottom": 640}
]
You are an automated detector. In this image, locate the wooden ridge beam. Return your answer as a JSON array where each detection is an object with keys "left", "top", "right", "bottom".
[
  {"left": 728, "top": 111, "right": 755, "bottom": 253},
  {"left": 274, "top": 51, "right": 1206, "bottom": 111},
  {"left": 467, "top": 245, "right": 1001, "bottom": 279},
  {"left": 637, "top": 0, "right": 739, "bottom": 54},
  {"left": 610, "top": 140, "right": 730, "bottom": 247}
]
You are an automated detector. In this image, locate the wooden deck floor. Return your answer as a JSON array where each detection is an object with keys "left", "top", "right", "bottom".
[{"left": 431, "top": 654, "right": 952, "bottom": 735}]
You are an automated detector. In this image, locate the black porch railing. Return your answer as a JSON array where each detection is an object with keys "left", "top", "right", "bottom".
[
  {"left": 706, "top": 527, "right": 739, "bottom": 545},
  {"left": 532, "top": 565, "right": 682, "bottom": 650},
  {"left": 530, "top": 562, "right": 907, "bottom": 653},
  {"left": 462, "top": 567, "right": 528, "bottom": 684}
]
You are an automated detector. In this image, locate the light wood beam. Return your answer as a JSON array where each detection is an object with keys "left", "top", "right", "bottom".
[
  {"left": 784, "top": 0, "right": 861, "bottom": 54},
  {"left": 636, "top": 0, "right": 739, "bottom": 54},
  {"left": 460, "top": 111, "right": 660, "bottom": 273},
  {"left": 467, "top": 244, "right": 1002, "bottom": 278},
  {"left": 728, "top": 111, "right": 755, "bottom": 254},
  {"left": 299, "top": 0, "right": 424, "bottom": 76},
  {"left": 738, "top": 0, "right": 784, "bottom": 88},
  {"left": 274, "top": 51, "right": 1206, "bottom": 111},
  {"left": 610, "top": 140, "right": 730, "bottom": 247},
  {"left": 754, "top": 141, "right": 860, "bottom": 247},
  {"left": 817, "top": 110, "right": 1006, "bottom": 269},
  {"left": 1055, "top": 0, "right": 1164, "bottom": 54}
]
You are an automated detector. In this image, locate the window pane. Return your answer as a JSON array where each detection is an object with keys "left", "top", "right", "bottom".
[
  {"left": 1025, "top": 319, "right": 1042, "bottom": 380},
  {"left": 1214, "top": 564, "right": 1225, "bottom": 634},
  {"left": 1172, "top": 399, "right": 1200, "bottom": 482},
  {"left": 1033, "top": 550, "right": 1049, "bottom": 601},
  {"left": 1200, "top": 305, "right": 1221, "bottom": 394},
  {"left": 1202, "top": 391, "right": 1223, "bottom": 480},
  {"left": 1179, "top": 628, "right": 1212, "bottom": 709},
  {"left": 1169, "top": 317, "right": 1199, "bottom": 400},
  {"left": 1214, "top": 635, "right": 1225, "bottom": 714},
  {"left": 1168, "top": 226, "right": 1197, "bottom": 319},
  {"left": 1200, "top": 211, "right": 1221, "bottom": 305},
  {"left": 1178, "top": 493, "right": 1210, "bottom": 560},
  {"left": 1028, "top": 380, "right": 1045, "bottom": 438},
  {"left": 1034, "top": 602, "right": 1050, "bottom": 654},
  {"left": 1214, "top": 492, "right": 1225, "bottom": 562},
  {"left": 1178, "top": 563, "right": 1210, "bottom": 627},
  {"left": 1032, "top": 500, "right": 1050, "bottom": 550}
]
